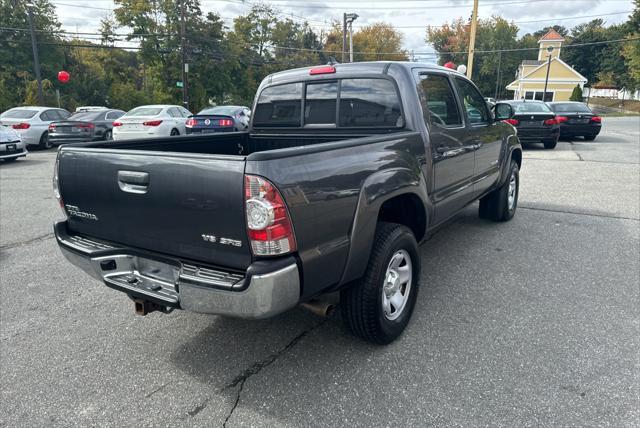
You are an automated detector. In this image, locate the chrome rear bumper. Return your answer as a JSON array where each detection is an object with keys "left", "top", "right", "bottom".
[{"left": 55, "top": 222, "right": 300, "bottom": 319}]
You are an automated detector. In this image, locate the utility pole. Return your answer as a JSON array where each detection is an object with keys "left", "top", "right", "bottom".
[
  {"left": 342, "top": 13, "right": 347, "bottom": 63},
  {"left": 180, "top": 0, "right": 189, "bottom": 109},
  {"left": 542, "top": 46, "right": 554, "bottom": 102},
  {"left": 26, "top": 4, "right": 44, "bottom": 105},
  {"left": 494, "top": 51, "right": 502, "bottom": 100},
  {"left": 466, "top": 0, "right": 479, "bottom": 79}
]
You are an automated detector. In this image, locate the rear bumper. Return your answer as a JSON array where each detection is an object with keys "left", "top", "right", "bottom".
[
  {"left": 559, "top": 124, "right": 601, "bottom": 136},
  {"left": 186, "top": 127, "right": 235, "bottom": 134},
  {"left": 517, "top": 127, "right": 559, "bottom": 142},
  {"left": 54, "top": 221, "right": 300, "bottom": 319},
  {"left": 0, "top": 141, "right": 27, "bottom": 159},
  {"left": 48, "top": 134, "right": 96, "bottom": 144}
]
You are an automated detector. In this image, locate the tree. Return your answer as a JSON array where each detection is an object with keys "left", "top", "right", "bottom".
[
  {"left": 352, "top": 23, "right": 408, "bottom": 61},
  {"left": 569, "top": 85, "right": 583, "bottom": 101}
]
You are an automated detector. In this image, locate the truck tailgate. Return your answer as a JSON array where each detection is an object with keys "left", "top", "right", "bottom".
[{"left": 57, "top": 148, "right": 251, "bottom": 270}]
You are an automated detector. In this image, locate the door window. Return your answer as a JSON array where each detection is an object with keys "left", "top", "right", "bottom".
[
  {"left": 168, "top": 107, "right": 181, "bottom": 118},
  {"left": 419, "top": 73, "right": 462, "bottom": 127},
  {"left": 105, "top": 111, "right": 123, "bottom": 120},
  {"left": 454, "top": 78, "right": 490, "bottom": 125}
]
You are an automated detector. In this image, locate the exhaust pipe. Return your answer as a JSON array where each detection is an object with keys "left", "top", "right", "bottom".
[{"left": 301, "top": 299, "right": 335, "bottom": 317}]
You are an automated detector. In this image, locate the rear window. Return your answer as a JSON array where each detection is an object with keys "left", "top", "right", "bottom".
[
  {"left": 199, "top": 106, "right": 240, "bottom": 116},
  {"left": 126, "top": 107, "right": 163, "bottom": 117},
  {"left": 339, "top": 79, "right": 402, "bottom": 127},
  {"left": 512, "top": 102, "right": 552, "bottom": 113},
  {"left": 1, "top": 109, "right": 38, "bottom": 119},
  {"left": 69, "top": 111, "right": 102, "bottom": 121},
  {"left": 550, "top": 103, "right": 592, "bottom": 113},
  {"left": 253, "top": 78, "right": 403, "bottom": 128}
]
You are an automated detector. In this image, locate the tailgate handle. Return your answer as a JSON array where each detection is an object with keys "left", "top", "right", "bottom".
[{"left": 118, "top": 170, "right": 149, "bottom": 194}]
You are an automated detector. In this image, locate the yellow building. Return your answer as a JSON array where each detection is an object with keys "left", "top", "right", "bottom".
[{"left": 506, "top": 29, "right": 587, "bottom": 102}]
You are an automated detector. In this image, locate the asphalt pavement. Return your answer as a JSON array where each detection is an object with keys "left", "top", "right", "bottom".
[{"left": 1, "top": 117, "right": 639, "bottom": 427}]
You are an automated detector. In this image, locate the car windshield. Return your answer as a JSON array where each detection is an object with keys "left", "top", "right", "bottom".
[
  {"left": 198, "top": 106, "right": 239, "bottom": 116},
  {"left": 550, "top": 103, "right": 592, "bottom": 113},
  {"left": 512, "top": 102, "right": 552, "bottom": 113},
  {"left": 69, "top": 111, "right": 103, "bottom": 121},
  {"left": 1, "top": 109, "right": 38, "bottom": 119},
  {"left": 126, "top": 107, "right": 163, "bottom": 116}
]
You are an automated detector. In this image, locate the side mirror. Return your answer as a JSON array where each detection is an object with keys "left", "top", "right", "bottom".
[{"left": 493, "top": 103, "right": 514, "bottom": 121}]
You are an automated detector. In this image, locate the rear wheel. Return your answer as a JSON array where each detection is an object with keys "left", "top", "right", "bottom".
[
  {"left": 39, "top": 132, "right": 52, "bottom": 149},
  {"left": 341, "top": 222, "right": 420, "bottom": 345},
  {"left": 479, "top": 160, "right": 519, "bottom": 222},
  {"left": 170, "top": 128, "right": 179, "bottom": 136},
  {"left": 543, "top": 139, "right": 557, "bottom": 149},
  {"left": 3, "top": 157, "right": 18, "bottom": 163},
  {"left": 104, "top": 130, "right": 113, "bottom": 141}
]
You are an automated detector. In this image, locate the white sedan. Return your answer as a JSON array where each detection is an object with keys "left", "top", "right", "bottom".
[
  {"left": 0, "top": 106, "right": 71, "bottom": 149},
  {"left": 112, "top": 105, "right": 191, "bottom": 140},
  {"left": 0, "top": 126, "right": 27, "bottom": 162}
]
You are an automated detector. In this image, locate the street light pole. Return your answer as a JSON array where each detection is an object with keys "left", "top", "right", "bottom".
[
  {"left": 26, "top": 4, "right": 44, "bottom": 105},
  {"left": 542, "top": 46, "right": 554, "bottom": 102},
  {"left": 345, "top": 13, "right": 358, "bottom": 63}
]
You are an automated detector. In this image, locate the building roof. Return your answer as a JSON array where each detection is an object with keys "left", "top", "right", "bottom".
[
  {"left": 539, "top": 28, "right": 565, "bottom": 42},
  {"left": 521, "top": 60, "right": 543, "bottom": 66}
]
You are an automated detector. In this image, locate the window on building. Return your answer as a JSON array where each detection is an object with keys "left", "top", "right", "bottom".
[{"left": 524, "top": 91, "right": 535, "bottom": 100}]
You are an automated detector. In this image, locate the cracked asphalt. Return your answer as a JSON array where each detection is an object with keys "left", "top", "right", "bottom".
[{"left": 1, "top": 117, "right": 639, "bottom": 427}]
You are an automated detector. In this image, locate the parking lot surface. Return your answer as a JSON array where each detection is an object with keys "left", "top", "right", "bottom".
[{"left": 1, "top": 117, "right": 639, "bottom": 426}]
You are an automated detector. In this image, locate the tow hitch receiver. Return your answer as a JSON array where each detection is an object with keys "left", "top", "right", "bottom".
[{"left": 132, "top": 298, "right": 174, "bottom": 316}]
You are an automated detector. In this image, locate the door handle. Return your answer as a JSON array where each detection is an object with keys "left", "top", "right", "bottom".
[{"left": 118, "top": 170, "right": 149, "bottom": 194}]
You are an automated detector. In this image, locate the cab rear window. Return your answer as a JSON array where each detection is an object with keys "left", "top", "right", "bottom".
[{"left": 253, "top": 78, "right": 403, "bottom": 128}]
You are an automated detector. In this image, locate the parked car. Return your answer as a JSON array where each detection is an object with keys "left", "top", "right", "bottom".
[
  {"left": 112, "top": 105, "right": 191, "bottom": 140},
  {"left": 0, "top": 107, "right": 70, "bottom": 149},
  {"left": 0, "top": 126, "right": 27, "bottom": 162},
  {"left": 48, "top": 109, "right": 125, "bottom": 145},
  {"left": 54, "top": 62, "right": 522, "bottom": 344},
  {"left": 502, "top": 100, "right": 561, "bottom": 149},
  {"left": 547, "top": 101, "right": 602, "bottom": 141},
  {"left": 185, "top": 105, "right": 251, "bottom": 134}
]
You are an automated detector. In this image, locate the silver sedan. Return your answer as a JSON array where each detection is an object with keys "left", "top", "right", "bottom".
[
  {"left": 0, "top": 107, "right": 71, "bottom": 149},
  {"left": 0, "top": 126, "right": 27, "bottom": 162}
]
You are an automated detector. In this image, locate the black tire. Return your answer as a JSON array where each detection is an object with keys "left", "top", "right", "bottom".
[
  {"left": 543, "top": 140, "right": 557, "bottom": 149},
  {"left": 39, "top": 132, "right": 52, "bottom": 149},
  {"left": 3, "top": 157, "right": 18, "bottom": 163},
  {"left": 479, "top": 160, "right": 519, "bottom": 222},
  {"left": 170, "top": 128, "right": 179, "bottom": 136},
  {"left": 104, "top": 130, "right": 113, "bottom": 141},
  {"left": 583, "top": 135, "right": 596, "bottom": 141},
  {"left": 340, "top": 222, "right": 420, "bottom": 345}
]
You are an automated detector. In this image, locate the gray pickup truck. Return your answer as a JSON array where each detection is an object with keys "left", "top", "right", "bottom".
[{"left": 54, "top": 62, "right": 522, "bottom": 344}]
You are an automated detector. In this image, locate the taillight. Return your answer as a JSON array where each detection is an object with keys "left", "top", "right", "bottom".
[
  {"left": 48, "top": 123, "right": 56, "bottom": 131},
  {"left": 12, "top": 122, "right": 30, "bottom": 129},
  {"left": 504, "top": 118, "right": 519, "bottom": 126},
  {"left": 591, "top": 116, "right": 602, "bottom": 123},
  {"left": 556, "top": 116, "right": 568, "bottom": 123},
  {"left": 544, "top": 118, "right": 558, "bottom": 125},
  {"left": 219, "top": 119, "right": 233, "bottom": 127},
  {"left": 53, "top": 153, "right": 66, "bottom": 218},
  {"left": 244, "top": 175, "right": 296, "bottom": 256},
  {"left": 186, "top": 118, "right": 196, "bottom": 127},
  {"left": 143, "top": 120, "right": 163, "bottom": 126},
  {"left": 309, "top": 66, "right": 336, "bottom": 75},
  {"left": 78, "top": 123, "right": 95, "bottom": 129},
  {"left": 113, "top": 121, "right": 123, "bottom": 127}
]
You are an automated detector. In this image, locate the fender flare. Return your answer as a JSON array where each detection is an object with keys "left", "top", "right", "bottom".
[{"left": 338, "top": 167, "right": 429, "bottom": 286}]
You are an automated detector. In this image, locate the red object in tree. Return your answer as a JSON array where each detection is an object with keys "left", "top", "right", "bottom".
[
  {"left": 57, "top": 71, "right": 70, "bottom": 83},
  {"left": 443, "top": 61, "right": 456, "bottom": 69}
]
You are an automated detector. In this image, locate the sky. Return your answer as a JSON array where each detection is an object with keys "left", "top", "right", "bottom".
[{"left": 51, "top": 0, "right": 636, "bottom": 61}]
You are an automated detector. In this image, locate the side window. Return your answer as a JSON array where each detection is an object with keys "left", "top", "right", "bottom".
[
  {"left": 58, "top": 110, "right": 71, "bottom": 119},
  {"left": 419, "top": 73, "right": 462, "bottom": 127},
  {"left": 168, "top": 107, "right": 181, "bottom": 118},
  {"left": 105, "top": 111, "right": 123, "bottom": 120},
  {"left": 454, "top": 78, "right": 490, "bottom": 125},
  {"left": 179, "top": 107, "right": 191, "bottom": 117},
  {"left": 40, "top": 110, "right": 54, "bottom": 121},
  {"left": 305, "top": 81, "right": 337, "bottom": 125},
  {"left": 253, "top": 82, "right": 302, "bottom": 127},
  {"left": 339, "top": 79, "right": 402, "bottom": 127}
]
